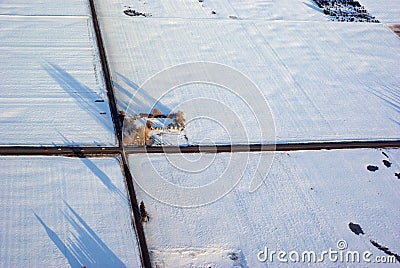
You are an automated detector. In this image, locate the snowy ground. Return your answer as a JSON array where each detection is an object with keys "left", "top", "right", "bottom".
[
  {"left": 98, "top": 0, "right": 327, "bottom": 21},
  {"left": 0, "top": 0, "right": 89, "bottom": 16},
  {"left": 361, "top": 0, "right": 400, "bottom": 24},
  {"left": 1, "top": 0, "right": 398, "bottom": 267},
  {"left": 0, "top": 156, "right": 141, "bottom": 267},
  {"left": 0, "top": 3, "right": 116, "bottom": 146},
  {"left": 96, "top": 0, "right": 400, "bottom": 145},
  {"left": 129, "top": 149, "right": 400, "bottom": 267}
]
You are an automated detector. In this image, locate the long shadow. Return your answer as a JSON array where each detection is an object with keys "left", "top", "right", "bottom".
[
  {"left": 62, "top": 202, "right": 126, "bottom": 268},
  {"left": 44, "top": 62, "right": 114, "bottom": 133},
  {"left": 81, "top": 158, "right": 127, "bottom": 201},
  {"left": 57, "top": 131, "right": 127, "bottom": 201},
  {"left": 368, "top": 85, "right": 400, "bottom": 126},
  {"left": 113, "top": 81, "right": 145, "bottom": 113},
  {"left": 303, "top": 1, "right": 323, "bottom": 13},
  {"left": 34, "top": 212, "right": 82, "bottom": 267},
  {"left": 34, "top": 202, "right": 126, "bottom": 268},
  {"left": 116, "top": 72, "right": 171, "bottom": 115}
]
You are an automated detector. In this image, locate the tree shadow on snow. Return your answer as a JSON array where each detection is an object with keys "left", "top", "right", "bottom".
[
  {"left": 116, "top": 72, "right": 172, "bottom": 116},
  {"left": 113, "top": 81, "right": 146, "bottom": 114},
  {"left": 34, "top": 202, "right": 126, "bottom": 268},
  {"left": 80, "top": 157, "right": 127, "bottom": 201},
  {"left": 303, "top": 1, "right": 323, "bottom": 13},
  {"left": 367, "top": 85, "right": 400, "bottom": 126},
  {"left": 57, "top": 131, "right": 127, "bottom": 202},
  {"left": 43, "top": 62, "right": 114, "bottom": 133}
]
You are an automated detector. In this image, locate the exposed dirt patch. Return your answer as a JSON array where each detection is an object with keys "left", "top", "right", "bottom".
[
  {"left": 383, "top": 160, "right": 392, "bottom": 168},
  {"left": 349, "top": 222, "right": 364, "bottom": 235},
  {"left": 123, "top": 8, "right": 151, "bottom": 17},
  {"left": 367, "top": 165, "right": 379, "bottom": 172},
  {"left": 388, "top": 25, "right": 400, "bottom": 37}
]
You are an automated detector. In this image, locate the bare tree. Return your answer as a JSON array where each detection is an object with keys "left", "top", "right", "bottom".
[
  {"left": 140, "top": 201, "right": 148, "bottom": 222},
  {"left": 137, "top": 126, "right": 149, "bottom": 146},
  {"left": 175, "top": 110, "right": 185, "bottom": 127},
  {"left": 152, "top": 108, "right": 162, "bottom": 117},
  {"left": 146, "top": 120, "right": 154, "bottom": 130}
]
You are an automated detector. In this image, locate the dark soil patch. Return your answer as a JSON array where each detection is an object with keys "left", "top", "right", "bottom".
[
  {"left": 349, "top": 222, "right": 364, "bottom": 235},
  {"left": 124, "top": 8, "right": 151, "bottom": 17},
  {"left": 383, "top": 160, "right": 392, "bottom": 168},
  {"left": 388, "top": 25, "right": 400, "bottom": 37},
  {"left": 367, "top": 165, "right": 379, "bottom": 172}
]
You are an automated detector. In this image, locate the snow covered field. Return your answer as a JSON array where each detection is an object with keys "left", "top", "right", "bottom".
[
  {"left": 129, "top": 149, "right": 400, "bottom": 267},
  {"left": 0, "top": 0, "right": 89, "bottom": 16},
  {"left": 96, "top": 0, "right": 327, "bottom": 21},
  {"left": 361, "top": 0, "right": 400, "bottom": 24},
  {"left": 1, "top": 0, "right": 399, "bottom": 267},
  {"left": 0, "top": 156, "right": 141, "bottom": 267},
  {"left": 0, "top": 3, "right": 116, "bottom": 146},
  {"left": 96, "top": 0, "right": 400, "bottom": 145}
]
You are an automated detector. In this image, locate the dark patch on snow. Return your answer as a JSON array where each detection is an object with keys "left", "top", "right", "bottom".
[
  {"left": 383, "top": 160, "right": 392, "bottom": 168},
  {"left": 367, "top": 165, "right": 379, "bottom": 172},
  {"left": 382, "top": 151, "right": 389, "bottom": 158},
  {"left": 124, "top": 8, "right": 151, "bottom": 17},
  {"left": 95, "top": 99, "right": 104, "bottom": 103},
  {"left": 395, "top": 173, "right": 400, "bottom": 179},
  {"left": 370, "top": 240, "right": 400, "bottom": 262},
  {"left": 100, "top": 112, "right": 106, "bottom": 115},
  {"left": 312, "top": 0, "right": 379, "bottom": 23},
  {"left": 349, "top": 222, "right": 364, "bottom": 235},
  {"left": 228, "top": 252, "right": 238, "bottom": 261},
  {"left": 388, "top": 25, "right": 400, "bottom": 37},
  {"left": 303, "top": 1, "right": 324, "bottom": 13}
]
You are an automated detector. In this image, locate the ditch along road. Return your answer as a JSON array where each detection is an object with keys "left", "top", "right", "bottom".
[{"left": 0, "top": 1, "right": 399, "bottom": 268}]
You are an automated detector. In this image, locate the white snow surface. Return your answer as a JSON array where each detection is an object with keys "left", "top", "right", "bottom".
[
  {"left": 0, "top": 0, "right": 89, "bottom": 16},
  {"left": 0, "top": 3, "right": 116, "bottom": 146},
  {"left": 0, "top": 156, "right": 141, "bottom": 268},
  {"left": 97, "top": 0, "right": 327, "bottom": 21},
  {"left": 96, "top": 0, "right": 400, "bottom": 145},
  {"left": 361, "top": 0, "right": 400, "bottom": 24},
  {"left": 129, "top": 149, "right": 400, "bottom": 267}
]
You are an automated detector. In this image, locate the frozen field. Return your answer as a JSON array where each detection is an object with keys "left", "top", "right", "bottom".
[
  {"left": 129, "top": 149, "right": 400, "bottom": 267},
  {"left": 0, "top": 0, "right": 89, "bottom": 16},
  {"left": 0, "top": 156, "right": 141, "bottom": 267},
  {"left": 95, "top": 0, "right": 327, "bottom": 21},
  {"left": 361, "top": 0, "right": 400, "bottom": 24},
  {"left": 0, "top": 4, "right": 116, "bottom": 146},
  {"left": 96, "top": 0, "right": 400, "bottom": 145},
  {"left": 1, "top": 0, "right": 399, "bottom": 267}
]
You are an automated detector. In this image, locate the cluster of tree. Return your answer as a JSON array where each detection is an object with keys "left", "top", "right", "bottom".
[
  {"left": 121, "top": 108, "right": 186, "bottom": 146},
  {"left": 122, "top": 116, "right": 150, "bottom": 146},
  {"left": 315, "top": 0, "right": 361, "bottom": 8},
  {"left": 314, "top": 0, "right": 379, "bottom": 23}
]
